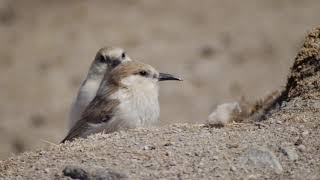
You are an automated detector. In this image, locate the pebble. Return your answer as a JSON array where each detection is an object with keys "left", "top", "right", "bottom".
[
  {"left": 142, "top": 145, "right": 156, "bottom": 150},
  {"left": 63, "top": 165, "right": 128, "bottom": 180},
  {"left": 15, "top": 176, "right": 23, "bottom": 180},
  {"left": 297, "top": 144, "right": 306, "bottom": 152},
  {"left": 212, "top": 156, "right": 219, "bottom": 160},
  {"left": 227, "top": 143, "right": 239, "bottom": 149},
  {"left": 240, "top": 146, "right": 283, "bottom": 174},
  {"left": 165, "top": 151, "right": 172, "bottom": 156},
  {"left": 302, "top": 131, "right": 309, "bottom": 137},
  {"left": 230, "top": 166, "right": 237, "bottom": 172},
  {"left": 44, "top": 168, "right": 50, "bottom": 174},
  {"left": 63, "top": 166, "right": 88, "bottom": 180},
  {"left": 281, "top": 147, "right": 299, "bottom": 161},
  {"left": 294, "top": 138, "right": 303, "bottom": 146},
  {"left": 163, "top": 142, "right": 175, "bottom": 146}
]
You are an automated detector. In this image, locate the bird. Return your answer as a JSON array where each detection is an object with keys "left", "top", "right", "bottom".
[
  {"left": 61, "top": 61, "right": 182, "bottom": 143},
  {"left": 69, "top": 47, "right": 132, "bottom": 130}
]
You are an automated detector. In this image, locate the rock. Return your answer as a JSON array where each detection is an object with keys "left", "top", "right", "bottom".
[
  {"left": 91, "top": 168, "right": 128, "bottom": 180},
  {"left": 142, "top": 145, "right": 156, "bottom": 150},
  {"left": 294, "top": 138, "right": 303, "bottom": 146},
  {"left": 165, "top": 151, "right": 172, "bottom": 156},
  {"left": 302, "top": 131, "right": 309, "bottom": 137},
  {"left": 63, "top": 165, "right": 128, "bottom": 180},
  {"left": 297, "top": 144, "right": 306, "bottom": 152},
  {"left": 313, "top": 101, "right": 320, "bottom": 109},
  {"left": 281, "top": 147, "right": 299, "bottom": 161},
  {"left": 239, "top": 146, "right": 283, "bottom": 174},
  {"left": 163, "top": 142, "right": 175, "bottom": 146},
  {"left": 212, "top": 156, "right": 219, "bottom": 160},
  {"left": 226, "top": 143, "right": 239, "bottom": 149},
  {"left": 230, "top": 166, "right": 237, "bottom": 172},
  {"left": 63, "top": 166, "right": 89, "bottom": 180},
  {"left": 207, "top": 102, "right": 241, "bottom": 127},
  {"left": 44, "top": 168, "right": 50, "bottom": 174}
]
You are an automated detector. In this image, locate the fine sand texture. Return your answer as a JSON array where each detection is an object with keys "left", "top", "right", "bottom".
[
  {"left": 0, "top": 26, "right": 319, "bottom": 179},
  {"left": 1, "top": 0, "right": 320, "bottom": 159}
]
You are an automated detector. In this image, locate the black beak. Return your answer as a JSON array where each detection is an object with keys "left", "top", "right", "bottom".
[{"left": 159, "top": 73, "right": 183, "bottom": 81}]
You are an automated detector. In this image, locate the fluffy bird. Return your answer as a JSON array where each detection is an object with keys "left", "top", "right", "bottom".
[
  {"left": 69, "top": 47, "right": 132, "bottom": 129},
  {"left": 62, "top": 61, "right": 181, "bottom": 143}
]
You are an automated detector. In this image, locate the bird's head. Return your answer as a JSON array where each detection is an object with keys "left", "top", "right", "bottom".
[
  {"left": 91, "top": 47, "right": 132, "bottom": 75},
  {"left": 98, "top": 61, "right": 182, "bottom": 94}
]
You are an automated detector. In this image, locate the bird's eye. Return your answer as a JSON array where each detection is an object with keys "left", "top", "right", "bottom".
[
  {"left": 121, "top": 52, "right": 126, "bottom": 59},
  {"left": 139, "top": 70, "right": 148, "bottom": 76}
]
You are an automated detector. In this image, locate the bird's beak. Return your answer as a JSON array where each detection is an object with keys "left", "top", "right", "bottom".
[{"left": 159, "top": 73, "right": 183, "bottom": 81}]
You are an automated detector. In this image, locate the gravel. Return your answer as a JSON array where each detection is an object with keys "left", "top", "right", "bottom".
[{"left": 1, "top": 9, "right": 320, "bottom": 180}]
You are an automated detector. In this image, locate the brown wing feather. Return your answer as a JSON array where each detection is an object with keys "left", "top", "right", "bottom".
[{"left": 61, "top": 92, "right": 120, "bottom": 143}]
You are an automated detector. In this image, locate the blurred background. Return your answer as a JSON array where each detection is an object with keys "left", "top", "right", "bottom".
[{"left": 0, "top": 0, "right": 319, "bottom": 159}]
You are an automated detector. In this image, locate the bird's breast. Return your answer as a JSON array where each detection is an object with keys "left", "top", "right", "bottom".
[{"left": 111, "top": 87, "right": 160, "bottom": 128}]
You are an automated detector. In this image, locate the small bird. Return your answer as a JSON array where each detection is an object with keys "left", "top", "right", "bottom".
[
  {"left": 62, "top": 61, "right": 182, "bottom": 143},
  {"left": 69, "top": 47, "right": 132, "bottom": 129}
]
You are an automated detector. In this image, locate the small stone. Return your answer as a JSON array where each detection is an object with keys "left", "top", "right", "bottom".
[
  {"left": 163, "top": 142, "right": 174, "bottom": 146},
  {"left": 63, "top": 166, "right": 89, "bottom": 180},
  {"left": 302, "top": 131, "right": 309, "bottom": 137},
  {"left": 142, "top": 145, "right": 155, "bottom": 150},
  {"left": 313, "top": 101, "right": 320, "bottom": 108},
  {"left": 143, "top": 162, "right": 154, "bottom": 167},
  {"left": 165, "top": 151, "right": 172, "bottom": 156},
  {"left": 15, "top": 176, "right": 23, "bottom": 180},
  {"left": 212, "top": 156, "right": 219, "bottom": 160},
  {"left": 239, "top": 146, "right": 283, "bottom": 174},
  {"left": 294, "top": 138, "right": 303, "bottom": 146},
  {"left": 230, "top": 166, "right": 237, "bottom": 172},
  {"left": 227, "top": 143, "right": 239, "bottom": 149},
  {"left": 281, "top": 101, "right": 287, "bottom": 108},
  {"left": 169, "top": 161, "right": 176, "bottom": 166},
  {"left": 281, "top": 147, "right": 299, "bottom": 161},
  {"left": 276, "top": 120, "right": 282, "bottom": 124},
  {"left": 44, "top": 168, "right": 50, "bottom": 174},
  {"left": 92, "top": 168, "right": 128, "bottom": 180},
  {"left": 177, "top": 174, "right": 184, "bottom": 180},
  {"left": 297, "top": 144, "right": 306, "bottom": 152},
  {"left": 254, "top": 122, "right": 268, "bottom": 128},
  {"left": 63, "top": 165, "right": 128, "bottom": 180}
]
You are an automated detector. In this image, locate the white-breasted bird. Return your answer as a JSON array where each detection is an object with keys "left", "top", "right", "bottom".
[
  {"left": 62, "top": 61, "right": 182, "bottom": 143},
  {"left": 69, "top": 47, "right": 132, "bottom": 129}
]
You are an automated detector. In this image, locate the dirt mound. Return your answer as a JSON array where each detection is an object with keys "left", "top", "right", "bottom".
[
  {"left": 237, "top": 27, "right": 320, "bottom": 123},
  {"left": 270, "top": 26, "right": 320, "bottom": 105},
  {"left": 1, "top": 27, "right": 320, "bottom": 179}
]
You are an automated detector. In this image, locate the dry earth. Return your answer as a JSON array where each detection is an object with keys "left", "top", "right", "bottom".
[
  {"left": 1, "top": 0, "right": 320, "bottom": 159},
  {"left": 0, "top": 25, "right": 319, "bottom": 179}
]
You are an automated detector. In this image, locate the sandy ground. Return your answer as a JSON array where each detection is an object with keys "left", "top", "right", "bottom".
[
  {"left": 1, "top": 28, "right": 320, "bottom": 178},
  {"left": 0, "top": 21, "right": 319, "bottom": 180},
  {"left": 0, "top": 0, "right": 320, "bottom": 160}
]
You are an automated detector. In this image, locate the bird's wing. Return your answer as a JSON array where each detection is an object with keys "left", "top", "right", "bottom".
[
  {"left": 61, "top": 96, "right": 120, "bottom": 143},
  {"left": 68, "top": 79, "right": 88, "bottom": 128}
]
